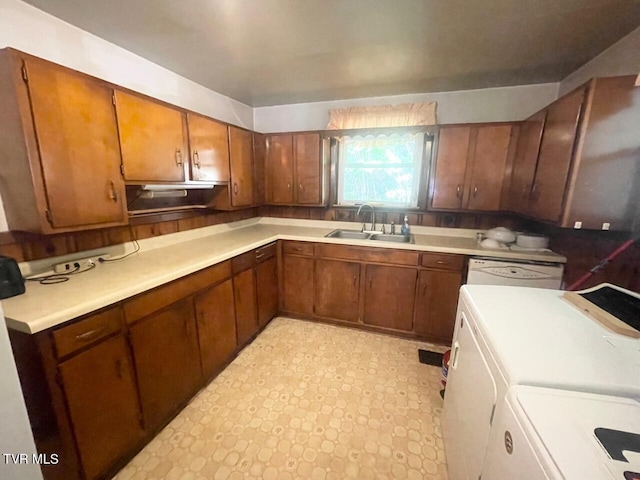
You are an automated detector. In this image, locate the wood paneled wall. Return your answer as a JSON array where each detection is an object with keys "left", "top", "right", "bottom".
[
  {"left": 258, "top": 205, "right": 525, "bottom": 231},
  {"left": 0, "top": 208, "right": 258, "bottom": 263}
]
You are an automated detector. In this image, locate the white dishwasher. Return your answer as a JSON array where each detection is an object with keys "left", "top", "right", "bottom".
[{"left": 467, "top": 257, "right": 563, "bottom": 289}]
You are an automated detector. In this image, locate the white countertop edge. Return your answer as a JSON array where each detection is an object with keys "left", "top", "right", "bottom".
[{"left": 5, "top": 219, "right": 566, "bottom": 334}]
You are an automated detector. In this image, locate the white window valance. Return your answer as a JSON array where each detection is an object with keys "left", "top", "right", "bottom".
[{"left": 326, "top": 102, "right": 437, "bottom": 130}]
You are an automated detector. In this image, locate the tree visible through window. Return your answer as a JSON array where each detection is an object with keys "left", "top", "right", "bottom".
[{"left": 337, "top": 133, "right": 427, "bottom": 207}]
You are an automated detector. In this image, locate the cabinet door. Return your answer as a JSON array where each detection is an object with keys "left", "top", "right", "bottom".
[
  {"left": 59, "top": 336, "right": 143, "bottom": 480},
  {"left": 363, "top": 265, "right": 417, "bottom": 331},
  {"left": 256, "top": 256, "right": 278, "bottom": 328},
  {"left": 508, "top": 111, "right": 546, "bottom": 214},
  {"left": 129, "top": 299, "right": 202, "bottom": 430},
  {"left": 187, "top": 113, "right": 230, "bottom": 182},
  {"left": 282, "top": 255, "right": 314, "bottom": 315},
  {"left": 431, "top": 127, "right": 471, "bottom": 209},
  {"left": 414, "top": 270, "right": 463, "bottom": 343},
  {"left": 229, "top": 126, "right": 254, "bottom": 206},
  {"left": 528, "top": 88, "right": 585, "bottom": 222},
  {"left": 25, "top": 59, "right": 127, "bottom": 229},
  {"left": 195, "top": 279, "right": 237, "bottom": 379},
  {"left": 114, "top": 90, "right": 186, "bottom": 182},
  {"left": 294, "top": 133, "right": 321, "bottom": 204},
  {"left": 266, "top": 135, "right": 294, "bottom": 204},
  {"left": 466, "top": 125, "right": 512, "bottom": 211},
  {"left": 234, "top": 268, "right": 258, "bottom": 346},
  {"left": 315, "top": 259, "right": 360, "bottom": 322},
  {"left": 253, "top": 133, "right": 266, "bottom": 205}
]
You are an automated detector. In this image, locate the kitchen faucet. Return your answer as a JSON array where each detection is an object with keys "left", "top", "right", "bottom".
[{"left": 357, "top": 203, "right": 381, "bottom": 233}]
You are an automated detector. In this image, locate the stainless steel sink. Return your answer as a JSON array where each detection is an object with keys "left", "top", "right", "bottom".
[
  {"left": 369, "top": 234, "right": 415, "bottom": 244},
  {"left": 325, "top": 229, "right": 415, "bottom": 244},
  {"left": 325, "top": 229, "right": 371, "bottom": 240}
]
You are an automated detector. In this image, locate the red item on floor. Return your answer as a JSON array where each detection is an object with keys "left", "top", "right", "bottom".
[{"left": 441, "top": 349, "right": 451, "bottom": 388}]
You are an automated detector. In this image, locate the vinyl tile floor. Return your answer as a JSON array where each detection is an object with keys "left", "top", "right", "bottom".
[{"left": 114, "top": 317, "right": 449, "bottom": 480}]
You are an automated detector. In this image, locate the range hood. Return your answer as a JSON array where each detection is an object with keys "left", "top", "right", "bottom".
[{"left": 125, "top": 182, "right": 225, "bottom": 215}]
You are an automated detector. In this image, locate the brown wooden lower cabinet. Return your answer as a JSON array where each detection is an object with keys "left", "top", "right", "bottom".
[
  {"left": 59, "top": 335, "right": 144, "bottom": 480},
  {"left": 414, "top": 269, "right": 463, "bottom": 342},
  {"left": 314, "top": 258, "right": 360, "bottom": 322},
  {"left": 280, "top": 241, "right": 464, "bottom": 343},
  {"left": 195, "top": 279, "right": 237, "bottom": 379},
  {"left": 363, "top": 264, "right": 417, "bottom": 331},
  {"left": 234, "top": 267, "right": 258, "bottom": 346},
  {"left": 282, "top": 254, "right": 314, "bottom": 315},
  {"left": 256, "top": 256, "right": 279, "bottom": 327},
  {"left": 129, "top": 298, "right": 202, "bottom": 431}
]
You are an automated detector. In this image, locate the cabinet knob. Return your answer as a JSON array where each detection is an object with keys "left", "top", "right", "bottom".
[
  {"left": 175, "top": 148, "right": 183, "bottom": 167},
  {"left": 522, "top": 184, "right": 529, "bottom": 198},
  {"left": 287, "top": 182, "right": 291, "bottom": 190},
  {"left": 456, "top": 185, "right": 462, "bottom": 198},
  {"left": 299, "top": 183, "right": 304, "bottom": 192},
  {"left": 353, "top": 275, "right": 357, "bottom": 287},
  {"left": 473, "top": 185, "right": 479, "bottom": 197},
  {"left": 233, "top": 183, "right": 239, "bottom": 195},
  {"left": 193, "top": 150, "right": 201, "bottom": 168}
]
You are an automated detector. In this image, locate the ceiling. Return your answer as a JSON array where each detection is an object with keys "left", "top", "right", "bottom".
[{"left": 23, "top": 0, "right": 640, "bottom": 107}]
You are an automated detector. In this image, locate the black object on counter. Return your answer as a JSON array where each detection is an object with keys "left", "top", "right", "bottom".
[
  {"left": 580, "top": 287, "right": 640, "bottom": 332},
  {"left": 0, "top": 255, "right": 25, "bottom": 299}
]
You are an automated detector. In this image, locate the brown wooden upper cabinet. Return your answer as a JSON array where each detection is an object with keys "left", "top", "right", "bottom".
[
  {"left": 114, "top": 90, "right": 188, "bottom": 183},
  {"left": 505, "top": 76, "right": 640, "bottom": 230},
  {"left": 526, "top": 87, "right": 586, "bottom": 223},
  {"left": 430, "top": 124, "right": 515, "bottom": 211},
  {"left": 0, "top": 49, "right": 128, "bottom": 234},
  {"left": 506, "top": 111, "right": 547, "bottom": 215},
  {"left": 266, "top": 133, "right": 324, "bottom": 205},
  {"left": 187, "top": 113, "right": 230, "bottom": 182},
  {"left": 228, "top": 126, "right": 255, "bottom": 206}
]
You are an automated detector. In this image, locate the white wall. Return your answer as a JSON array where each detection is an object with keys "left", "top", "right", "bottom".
[
  {"left": 0, "top": 0, "right": 253, "bottom": 128},
  {"left": 559, "top": 26, "right": 640, "bottom": 96},
  {"left": 253, "top": 83, "right": 559, "bottom": 133},
  {"left": 0, "top": 306, "right": 43, "bottom": 480}
]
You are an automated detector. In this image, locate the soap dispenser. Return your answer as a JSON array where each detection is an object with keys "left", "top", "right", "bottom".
[{"left": 401, "top": 215, "right": 410, "bottom": 235}]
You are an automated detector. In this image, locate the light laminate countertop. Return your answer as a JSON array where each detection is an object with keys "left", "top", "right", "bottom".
[{"left": 2, "top": 218, "right": 566, "bottom": 334}]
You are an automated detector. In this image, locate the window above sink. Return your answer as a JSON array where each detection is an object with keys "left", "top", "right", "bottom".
[{"left": 335, "top": 132, "right": 432, "bottom": 208}]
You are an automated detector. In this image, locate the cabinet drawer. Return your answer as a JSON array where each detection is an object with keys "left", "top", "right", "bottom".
[
  {"left": 124, "top": 261, "right": 231, "bottom": 324},
  {"left": 255, "top": 242, "right": 277, "bottom": 262},
  {"left": 420, "top": 253, "right": 465, "bottom": 271},
  {"left": 283, "top": 241, "right": 314, "bottom": 256},
  {"left": 316, "top": 243, "right": 419, "bottom": 266},
  {"left": 53, "top": 307, "right": 123, "bottom": 358},
  {"left": 232, "top": 251, "right": 255, "bottom": 274}
]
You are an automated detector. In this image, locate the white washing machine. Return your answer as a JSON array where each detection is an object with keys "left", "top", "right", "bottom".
[
  {"left": 441, "top": 284, "right": 640, "bottom": 480},
  {"left": 482, "top": 386, "right": 640, "bottom": 480}
]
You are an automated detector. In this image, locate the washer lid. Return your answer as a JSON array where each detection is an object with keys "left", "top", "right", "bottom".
[
  {"left": 511, "top": 386, "right": 640, "bottom": 479},
  {"left": 460, "top": 285, "right": 640, "bottom": 399}
]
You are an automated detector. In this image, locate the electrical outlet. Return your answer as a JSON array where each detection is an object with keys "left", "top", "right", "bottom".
[{"left": 53, "top": 254, "right": 110, "bottom": 274}]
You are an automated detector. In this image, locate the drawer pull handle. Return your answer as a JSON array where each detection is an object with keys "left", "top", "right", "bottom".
[
  {"left": 75, "top": 326, "right": 106, "bottom": 342},
  {"left": 436, "top": 260, "right": 447, "bottom": 265},
  {"left": 233, "top": 183, "right": 239, "bottom": 195},
  {"left": 108, "top": 181, "right": 118, "bottom": 202},
  {"left": 175, "top": 148, "right": 183, "bottom": 167},
  {"left": 256, "top": 253, "right": 265, "bottom": 259}
]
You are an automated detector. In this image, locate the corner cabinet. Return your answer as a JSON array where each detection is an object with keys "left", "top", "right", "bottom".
[
  {"left": 505, "top": 76, "right": 640, "bottom": 231},
  {"left": 265, "top": 133, "right": 326, "bottom": 206},
  {"left": 430, "top": 124, "right": 517, "bottom": 212},
  {"left": 0, "top": 49, "right": 128, "bottom": 233}
]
